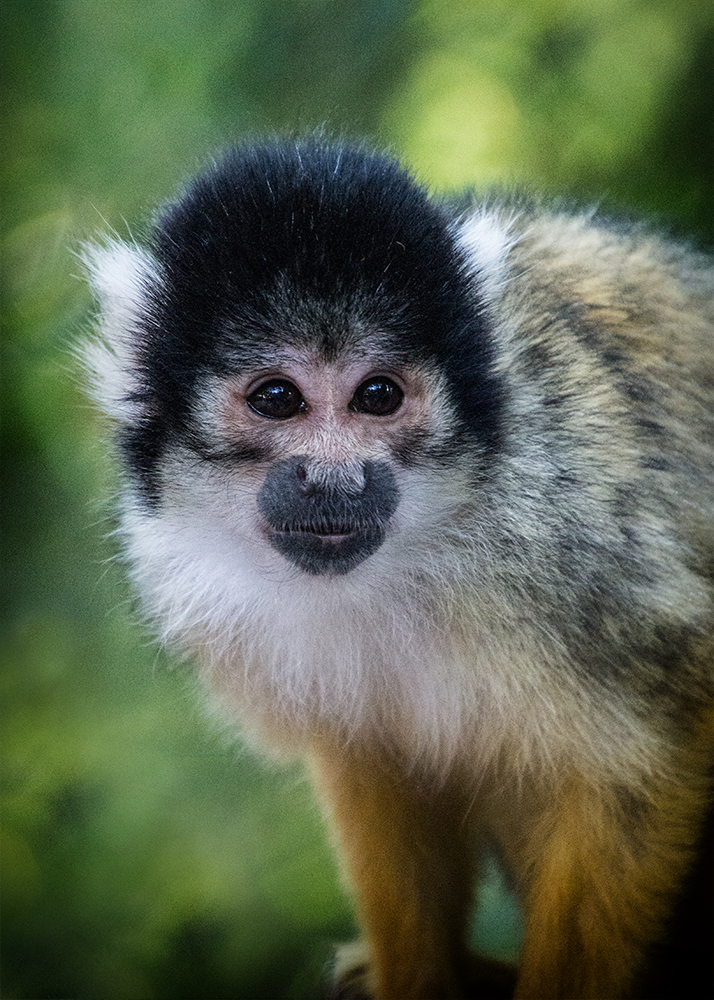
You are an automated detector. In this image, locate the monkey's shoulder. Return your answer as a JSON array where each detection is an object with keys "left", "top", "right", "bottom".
[{"left": 496, "top": 205, "right": 714, "bottom": 366}]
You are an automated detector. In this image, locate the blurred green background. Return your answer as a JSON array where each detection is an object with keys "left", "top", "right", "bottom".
[{"left": 2, "top": 1, "right": 712, "bottom": 998}]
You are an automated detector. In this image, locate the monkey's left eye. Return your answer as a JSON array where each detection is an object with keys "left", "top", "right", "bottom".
[
  {"left": 349, "top": 378, "right": 404, "bottom": 416},
  {"left": 247, "top": 380, "right": 305, "bottom": 419}
]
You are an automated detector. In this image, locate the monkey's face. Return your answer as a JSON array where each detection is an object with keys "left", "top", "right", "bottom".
[{"left": 195, "top": 355, "right": 448, "bottom": 577}]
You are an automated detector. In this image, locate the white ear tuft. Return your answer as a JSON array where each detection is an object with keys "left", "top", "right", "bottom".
[
  {"left": 80, "top": 240, "right": 159, "bottom": 422},
  {"left": 455, "top": 207, "right": 520, "bottom": 300}
]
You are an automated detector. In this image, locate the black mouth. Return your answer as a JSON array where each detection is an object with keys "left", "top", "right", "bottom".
[
  {"left": 257, "top": 458, "right": 399, "bottom": 576},
  {"left": 276, "top": 521, "right": 355, "bottom": 539},
  {"left": 266, "top": 522, "right": 385, "bottom": 575}
]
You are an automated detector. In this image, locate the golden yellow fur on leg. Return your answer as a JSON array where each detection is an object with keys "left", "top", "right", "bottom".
[
  {"left": 309, "top": 744, "right": 480, "bottom": 1000},
  {"left": 512, "top": 718, "right": 713, "bottom": 1000}
]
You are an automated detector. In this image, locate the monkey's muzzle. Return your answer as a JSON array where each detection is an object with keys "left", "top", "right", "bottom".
[{"left": 257, "top": 457, "right": 400, "bottom": 576}]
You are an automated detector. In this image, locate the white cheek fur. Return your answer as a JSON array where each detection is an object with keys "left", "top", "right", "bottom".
[{"left": 120, "top": 459, "right": 482, "bottom": 761}]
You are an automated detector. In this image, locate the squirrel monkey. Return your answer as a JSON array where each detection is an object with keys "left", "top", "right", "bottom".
[{"left": 83, "top": 137, "right": 714, "bottom": 999}]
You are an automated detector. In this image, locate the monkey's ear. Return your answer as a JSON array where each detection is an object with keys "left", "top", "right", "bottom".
[
  {"left": 80, "top": 240, "right": 158, "bottom": 422},
  {"left": 453, "top": 206, "right": 519, "bottom": 301}
]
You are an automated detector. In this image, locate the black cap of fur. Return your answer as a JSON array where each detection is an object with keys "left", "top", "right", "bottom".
[{"left": 126, "top": 138, "right": 503, "bottom": 501}]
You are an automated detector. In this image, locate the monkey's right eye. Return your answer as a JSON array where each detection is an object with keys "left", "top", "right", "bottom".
[{"left": 247, "top": 380, "right": 305, "bottom": 419}]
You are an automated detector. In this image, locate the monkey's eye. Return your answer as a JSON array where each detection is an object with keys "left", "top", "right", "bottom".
[
  {"left": 247, "top": 379, "right": 305, "bottom": 419},
  {"left": 349, "top": 378, "right": 404, "bottom": 416}
]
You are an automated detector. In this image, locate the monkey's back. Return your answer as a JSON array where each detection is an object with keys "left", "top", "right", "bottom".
[
  {"left": 482, "top": 206, "right": 714, "bottom": 591},
  {"left": 553, "top": 214, "right": 714, "bottom": 565},
  {"left": 517, "top": 209, "right": 714, "bottom": 423}
]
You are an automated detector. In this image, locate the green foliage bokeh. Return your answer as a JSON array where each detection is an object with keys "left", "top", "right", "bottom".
[{"left": 2, "top": 2, "right": 712, "bottom": 997}]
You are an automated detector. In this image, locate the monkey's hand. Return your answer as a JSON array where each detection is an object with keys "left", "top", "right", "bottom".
[
  {"left": 326, "top": 941, "right": 516, "bottom": 1000},
  {"left": 327, "top": 940, "right": 372, "bottom": 1000},
  {"left": 327, "top": 939, "right": 517, "bottom": 1000}
]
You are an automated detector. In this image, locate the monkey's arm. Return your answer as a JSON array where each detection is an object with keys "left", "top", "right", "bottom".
[{"left": 309, "top": 744, "right": 487, "bottom": 1000}]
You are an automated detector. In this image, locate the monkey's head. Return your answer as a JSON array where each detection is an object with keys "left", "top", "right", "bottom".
[{"left": 84, "top": 138, "right": 506, "bottom": 593}]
